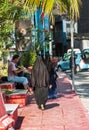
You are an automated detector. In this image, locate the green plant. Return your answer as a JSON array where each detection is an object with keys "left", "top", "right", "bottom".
[
  {"left": 20, "top": 49, "right": 37, "bottom": 67},
  {"left": 28, "top": 50, "right": 37, "bottom": 66},
  {"left": 5, "top": 89, "right": 14, "bottom": 94}
]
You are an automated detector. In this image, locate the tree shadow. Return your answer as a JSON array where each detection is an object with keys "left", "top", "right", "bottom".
[{"left": 14, "top": 116, "right": 24, "bottom": 129}]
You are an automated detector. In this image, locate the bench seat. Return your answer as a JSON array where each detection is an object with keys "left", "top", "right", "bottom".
[{"left": 5, "top": 104, "right": 19, "bottom": 122}]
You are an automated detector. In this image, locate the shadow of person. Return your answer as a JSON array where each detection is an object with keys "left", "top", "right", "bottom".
[{"left": 45, "top": 103, "right": 59, "bottom": 110}]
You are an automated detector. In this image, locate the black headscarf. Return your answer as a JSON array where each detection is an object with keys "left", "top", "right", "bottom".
[
  {"left": 44, "top": 56, "right": 53, "bottom": 75},
  {"left": 44, "top": 56, "right": 58, "bottom": 80},
  {"left": 31, "top": 56, "right": 49, "bottom": 88}
]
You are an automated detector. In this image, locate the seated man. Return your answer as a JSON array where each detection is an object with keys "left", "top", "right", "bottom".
[{"left": 8, "top": 54, "right": 33, "bottom": 94}]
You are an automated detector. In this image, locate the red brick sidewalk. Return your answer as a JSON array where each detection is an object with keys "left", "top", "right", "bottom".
[{"left": 14, "top": 72, "right": 89, "bottom": 130}]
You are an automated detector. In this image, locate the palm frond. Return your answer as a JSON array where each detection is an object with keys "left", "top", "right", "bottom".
[{"left": 0, "top": 0, "right": 82, "bottom": 24}]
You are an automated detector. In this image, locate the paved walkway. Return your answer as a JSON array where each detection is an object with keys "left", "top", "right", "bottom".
[{"left": 14, "top": 72, "right": 89, "bottom": 130}]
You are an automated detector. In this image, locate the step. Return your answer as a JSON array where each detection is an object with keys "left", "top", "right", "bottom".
[
  {"left": 5, "top": 89, "right": 28, "bottom": 107},
  {"left": 5, "top": 104, "right": 19, "bottom": 122},
  {"left": 0, "top": 83, "right": 15, "bottom": 90}
]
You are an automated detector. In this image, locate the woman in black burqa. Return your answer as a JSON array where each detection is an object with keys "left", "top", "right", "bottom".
[{"left": 31, "top": 56, "right": 50, "bottom": 110}]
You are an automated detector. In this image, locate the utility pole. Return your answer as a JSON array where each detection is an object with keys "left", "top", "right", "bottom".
[
  {"left": 49, "top": 25, "right": 53, "bottom": 58},
  {"left": 71, "top": 20, "right": 75, "bottom": 90}
]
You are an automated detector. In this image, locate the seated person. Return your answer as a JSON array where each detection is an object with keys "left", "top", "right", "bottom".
[{"left": 8, "top": 54, "right": 33, "bottom": 94}]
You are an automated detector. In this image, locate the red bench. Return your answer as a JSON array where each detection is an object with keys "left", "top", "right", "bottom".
[
  {"left": 5, "top": 104, "right": 19, "bottom": 122},
  {"left": 0, "top": 82, "right": 28, "bottom": 107},
  {"left": 0, "top": 92, "right": 14, "bottom": 130},
  {"left": 0, "top": 83, "right": 15, "bottom": 90},
  {"left": 5, "top": 89, "right": 28, "bottom": 107}
]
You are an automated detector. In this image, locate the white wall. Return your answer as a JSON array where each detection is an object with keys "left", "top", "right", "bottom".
[{"left": 82, "top": 40, "right": 89, "bottom": 49}]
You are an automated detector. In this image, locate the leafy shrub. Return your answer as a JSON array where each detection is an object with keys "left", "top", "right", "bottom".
[{"left": 20, "top": 50, "right": 37, "bottom": 67}]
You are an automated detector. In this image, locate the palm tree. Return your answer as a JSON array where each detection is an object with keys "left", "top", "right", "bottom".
[{"left": 24, "top": 0, "right": 82, "bottom": 90}]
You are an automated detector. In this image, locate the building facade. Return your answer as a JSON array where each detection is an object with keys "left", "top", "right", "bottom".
[
  {"left": 53, "top": 15, "right": 77, "bottom": 56},
  {"left": 78, "top": 0, "right": 89, "bottom": 34},
  {"left": 77, "top": 0, "right": 89, "bottom": 49}
]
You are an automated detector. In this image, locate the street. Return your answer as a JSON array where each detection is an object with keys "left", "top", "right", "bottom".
[{"left": 67, "top": 70, "right": 89, "bottom": 114}]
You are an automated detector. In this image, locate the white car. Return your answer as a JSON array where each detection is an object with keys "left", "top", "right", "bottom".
[{"left": 67, "top": 48, "right": 81, "bottom": 54}]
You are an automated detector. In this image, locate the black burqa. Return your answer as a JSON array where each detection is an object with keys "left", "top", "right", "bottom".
[{"left": 31, "top": 56, "right": 49, "bottom": 108}]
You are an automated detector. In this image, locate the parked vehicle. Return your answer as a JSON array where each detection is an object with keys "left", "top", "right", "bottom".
[
  {"left": 67, "top": 48, "right": 81, "bottom": 54},
  {"left": 57, "top": 52, "right": 89, "bottom": 72},
  {"left": 82, "top": 48, "right": 89, "bottom": 53},
  {"left": 82, "top": 48, "right": 89, "bottom": 64}
]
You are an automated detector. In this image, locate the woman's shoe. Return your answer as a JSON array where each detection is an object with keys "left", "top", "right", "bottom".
[{"left": 40, "top": 104, "right": 44, "bottom": 110}]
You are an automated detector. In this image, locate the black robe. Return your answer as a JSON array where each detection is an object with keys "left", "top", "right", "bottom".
[{"left": 31, "top": 56, "right": 49, "bottom": 107}]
